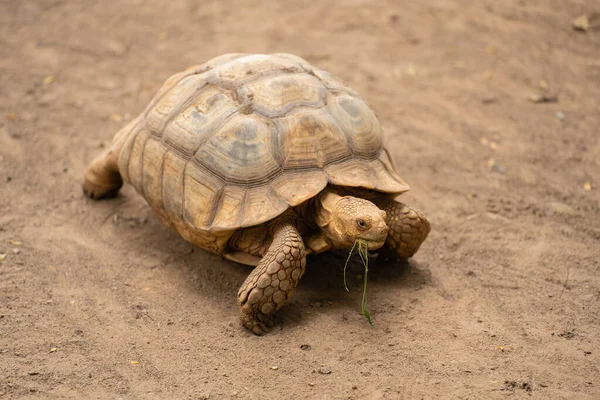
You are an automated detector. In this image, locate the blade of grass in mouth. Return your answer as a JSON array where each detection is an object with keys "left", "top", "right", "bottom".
[
  {"left": 343, "top": 239, "right": 374, "bottom": 327},
  {"left": 343, "top": 240, "right": 358, "bottom": 292}
]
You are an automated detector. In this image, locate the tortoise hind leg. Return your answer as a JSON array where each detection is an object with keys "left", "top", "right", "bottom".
[
  {"left": 237, "top": 214, "right": 306, "bottom": 335},
  {"left": 82, "top": 121, "right": 136, "bottom": 199},
  {"left": 83, "top": 148, "right": 123, "bottom": 199},
  {"left": 82, "top": 127, "right": 130, "bottom": 199}
]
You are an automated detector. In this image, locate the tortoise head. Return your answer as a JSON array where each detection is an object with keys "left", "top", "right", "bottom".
[{"left": 318, "top": 193, "right": 388, "bottom": 250}]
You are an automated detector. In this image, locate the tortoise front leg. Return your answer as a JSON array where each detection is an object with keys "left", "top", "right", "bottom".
[
  {"left": 237, "top": 216, "right": 306, "bottom": 335},
  {"left": 378, "top": 200, "right": 431, "bottom": 259}
]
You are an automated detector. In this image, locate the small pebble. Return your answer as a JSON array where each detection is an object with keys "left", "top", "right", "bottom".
[
  {"left": 528, "top": 93, "right": 558, "bottom": 103},
  {"left": 12, "top": 248, "right": 20, "bottom": 254},
  {"left": 270, "top": 365, "right": 278, "bottom": 370},
  {"left": 481, "top": 95, "right": 496, "bottom": 104},
  {"left": 488, "top": 158, "right": 506, "bottom": 174},
  {"left": 318, "top": 366, "right": 332, "bottom": 374},
  {"left": 572, "top": 14, "right": 590, "bottom": 31},
  {"left": 556, "top": 111, "right": 565, "bottom": 120}
]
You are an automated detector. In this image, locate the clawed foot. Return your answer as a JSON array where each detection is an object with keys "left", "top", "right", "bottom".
[
  {"left": 237, "top": 284, "right": 285, "bottom": 336},
  {"left": 236, "top": 216, "right": 306, "bottom": 335},
  {"left": 82, "top": 180, "right": 122, "bottom": 199},
  {"left": 240, "top": 310, "right": 275, "bottom": 336},
  {"left": 82, "top": 151, "right": 123, "bottom": 200}
]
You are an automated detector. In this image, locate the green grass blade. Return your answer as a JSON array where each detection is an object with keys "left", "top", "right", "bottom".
[
  {"left": 358, "top": 240, "right": 374, "bottom": 327},
  {"left": 343, "top": 239, "right": 358, "bottom": 292}
]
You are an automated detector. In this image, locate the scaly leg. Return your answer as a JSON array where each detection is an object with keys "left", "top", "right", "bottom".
[
  {"left": 82, "top": 123, "right": 131, "bottom": 199},
  {"left": 237, "top": 215, "right": 306, "bottom": 335},
  {"left": 378, "top": 200, "right": 431, "bottom": 259},
  {"left": 82, "top": 150, "right": 123, "bottom": 199}
]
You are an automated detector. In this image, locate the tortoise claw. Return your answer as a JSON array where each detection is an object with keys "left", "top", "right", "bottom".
[
  {"left": 82, "top": 181, "right": 122, "bottom": 200},
  {"left": 241, "top": 312, "right": 274, "bottom": 336}
]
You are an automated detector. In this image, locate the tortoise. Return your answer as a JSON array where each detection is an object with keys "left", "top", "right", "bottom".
[{"left": 83, "top": 53, "right": 431, "bottom": 335}]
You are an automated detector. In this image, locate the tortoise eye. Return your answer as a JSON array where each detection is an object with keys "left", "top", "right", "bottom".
[{"left": 356, "top": 219, "right": 370, "bottom": 230}]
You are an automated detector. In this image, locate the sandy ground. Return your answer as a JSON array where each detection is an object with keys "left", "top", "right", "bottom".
[{"left": 1, "top": 0, "right": 599, "bottom": 398}]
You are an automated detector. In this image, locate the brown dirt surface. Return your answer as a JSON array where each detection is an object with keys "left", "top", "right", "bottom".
[{"left": 1, "top": 0, "right": 599, "bottom": 398}]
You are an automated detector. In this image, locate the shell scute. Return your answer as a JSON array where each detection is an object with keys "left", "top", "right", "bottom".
[
  {"left": 328, "top": 94, "right": 381, "bottom": 157},
  {"left": 209, "top": 186, "right": 246, "bottom": 232},
  {"left": 275, "top": 108, "right": 352, "bottom": 170},
  {"left": 241, "top": 188, "right": 289, "bottom": 228},
  {"left": 164, "top": 87, "right": 238, "bottom": 156},
  {"left": 142, "top": 138, "right": 167, "bottom": 209},
  {"left": 145, "top": 73, "right": 209, "bottom": 136},
  {"left": 270, "top": 170, "right": 328, "bottom": 206},
  {"left": 161, "top": 151, "right": 187, "bottom": 223},
  {"left": 183, "top": 164, "right": 223, "bottom": 230},
  {"left": 240, "top": 73, "right": 327, "bottom": 118},
  {"left": 127, "top": 128, "right": 150, "bottom": 194},
  {"left": 193, "top": 114, "right": 281, "bottom": 185},
  {"left": 206, "top": 54, "right": 303, "bottom": 88}
]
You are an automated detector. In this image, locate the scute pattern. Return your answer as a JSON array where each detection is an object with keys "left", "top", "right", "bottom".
[
  {"left": 205, "top": 54, "right": 303, "bottom": 88},
  {"left": 194, "top": 114, "right": 280, "bottom": 185},
  {"left": 240, "top": 73, "right": 327, "bottom": 118},
  {"left": 145, "top": 73, "right": 209, "bottom": 136},
  {"left": 164, "top": 87, "right": 238, "bottom": 156},
  {"left": 118, "top": 53, "right": 409, "bottom": 239},
  {"left": 275, "top": 108, "right": 351, "bottom": 169},
  {"left": 328, "top": 95, "right": 381, "bottom": 157}
]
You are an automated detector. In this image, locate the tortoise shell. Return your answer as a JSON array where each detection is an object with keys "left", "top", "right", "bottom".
[{"left": 116, "top": 53, "right": 408, "bottom": 251}]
